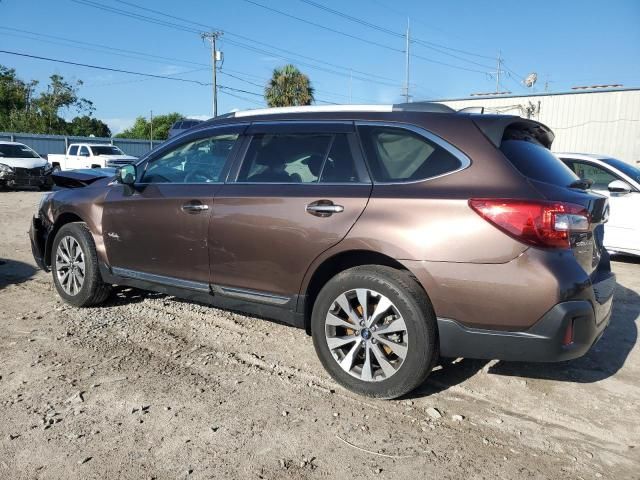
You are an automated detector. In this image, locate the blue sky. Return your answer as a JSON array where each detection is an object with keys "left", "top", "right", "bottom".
[{"left": 1, "top": 0, "right": 639, "bottom": 133}]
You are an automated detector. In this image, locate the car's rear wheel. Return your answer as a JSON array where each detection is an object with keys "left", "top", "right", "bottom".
[
  {"left": 51, "top": 222, "right": 111, "bottom": 307},
  {"left": 311, "top": 266, "right": 437, "bottom": 399}
]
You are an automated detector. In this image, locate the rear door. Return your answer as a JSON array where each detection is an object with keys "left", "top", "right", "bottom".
[
  {"left": 102, "top": 125, "right": 244, "bottom": 285},
  {"left": 210, "top": 121, "right": 372, "bottom": 300}
]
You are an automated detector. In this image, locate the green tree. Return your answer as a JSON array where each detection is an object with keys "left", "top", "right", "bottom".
[
  {"left": 115, "top": 112, "right": 183, "bottom": 140},
  {"left": 67, "top": 115, "right": 111, "bottom": 137},
  {"left": 264, "top": 64, "right": 314, "bottom": 107},
  {"left": 34, "top": 74, "right": 94, "bottom": 134}
]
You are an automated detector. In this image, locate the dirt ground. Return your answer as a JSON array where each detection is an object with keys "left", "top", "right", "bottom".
[{"left": 0, "top": 190, "right": 638, "bottom": 480}]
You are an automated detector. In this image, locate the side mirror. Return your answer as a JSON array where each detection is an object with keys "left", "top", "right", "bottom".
[
  {"left": 608, "top": 179, "right": 632, "bottom": 194},
  {"left": 117, "top": 164, "right": 136, "bottom": 185}
]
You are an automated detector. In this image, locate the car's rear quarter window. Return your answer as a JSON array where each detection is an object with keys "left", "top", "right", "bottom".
[
  {"left": 500, "top": 139, "right": 579, "bottom": 187},
  {"left": 357, "top": 125, "right": 462, "bottom": 182}
]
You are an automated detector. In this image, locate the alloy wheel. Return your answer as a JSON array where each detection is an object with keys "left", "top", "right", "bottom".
[
  {"left": 55, "top": 236, "right": 85, "bottom": 296},
  {"left": 324, "top": 289, "right": 408, "bottom": 382}
]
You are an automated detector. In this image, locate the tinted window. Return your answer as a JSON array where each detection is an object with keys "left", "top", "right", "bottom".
[
  {"left": 239, "top": 133, "right": 331, "bottom": 183},
  {"left": 320, "top": 134, "right": 360, "bottom": 183},
  {"left": 79, "top": 146, "right": 90, "bottom": 156},
  {"left": 172, "top": 121, "right": 183, "bottom": 129},
  {"left": 569, "top": 161, "right": 618, "bottom": 190},
  {"left": 142, "top": 133, "right": 238, "bottom": 183},
  {"left": 90, "top": 145, "right": 124, "bottom": 156},
  {"left": 358, "top": 125, "right": 462, "bottom": 182},
  {"left": 0, "top": 143, "right": 40, "bottom": 159},
  {"left": 500, "top": 140, "right": 579, "bottom": 187},
  {"left": 600, "top": 157, "right": 640, "bottom": 183},
  {"left": 68, "top": 145, "right": 79, "bottom": 156}
]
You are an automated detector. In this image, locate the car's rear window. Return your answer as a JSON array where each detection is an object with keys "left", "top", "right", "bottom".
[{"left": 500, "top": 139, "right": 579, "bottom": 187}]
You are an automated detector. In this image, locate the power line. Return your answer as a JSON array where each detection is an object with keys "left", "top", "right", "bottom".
[
  {"left": 72, "top": 0, "right": 401, "bottom": 86},
  {"left": 296, "top": 0, "right": 495, "bottom": 66},
  {"left": 240, "top": 0, "right": 403, "bottom": 53},
  {"left": 242, "top": 0, "right": 495, "bottom": 75},
  {"left": 367, "top": 0, "right": 495, "bottom": 60},
  {"left": 0, "top": 26, "right": 207, "bottom": 69},
  {"left": 0, "top": 50, "right": 212, "bottom": 85}
]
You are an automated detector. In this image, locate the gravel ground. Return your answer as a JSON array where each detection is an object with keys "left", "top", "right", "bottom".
[{"left": 0, "top": 190, "right": 639, "bottom": 480}]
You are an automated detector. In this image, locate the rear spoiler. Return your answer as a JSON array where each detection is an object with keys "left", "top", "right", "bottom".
[
  {"left": 52, "top": 168, "right": 116, "bottom": 189},
  {"left": 468, "top": 114, "right": 555, "bottom": 149}
]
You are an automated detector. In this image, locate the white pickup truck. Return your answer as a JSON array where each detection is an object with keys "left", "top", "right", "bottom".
[{"left": 48, "top": 143, "right": 138, "bottom": 171}]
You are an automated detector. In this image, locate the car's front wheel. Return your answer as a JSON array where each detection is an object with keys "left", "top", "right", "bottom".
[
  {"left": 311, "top": 266, "right": 437, "bottom": 399},
  {"left": 51, "top": 222, "right": 111, "bottom": 307}
]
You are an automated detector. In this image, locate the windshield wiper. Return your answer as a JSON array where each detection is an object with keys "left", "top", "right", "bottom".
[{"left": 569, "top": 178, "right": 593, "bottom": 190}]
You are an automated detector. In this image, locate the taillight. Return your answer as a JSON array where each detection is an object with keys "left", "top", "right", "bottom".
[{"left": 469, "top": 199, "right": 591, "bottom": 249}]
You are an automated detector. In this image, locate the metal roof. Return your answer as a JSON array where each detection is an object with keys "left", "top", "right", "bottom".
[{"left": 432, "top": 86, "right": 640, "bottom": 103}]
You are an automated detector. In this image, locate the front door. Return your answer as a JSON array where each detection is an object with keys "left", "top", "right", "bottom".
[
  {"left": 102, "top": 126, "right": 243, "bottom": 285},
  {"left": 210, "top": 122, "right": 372, "bottom": 300}
]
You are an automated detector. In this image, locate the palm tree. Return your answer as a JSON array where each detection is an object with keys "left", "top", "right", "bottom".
[{"left": 264, "top": 64, "right": 315, "bottom": 107}]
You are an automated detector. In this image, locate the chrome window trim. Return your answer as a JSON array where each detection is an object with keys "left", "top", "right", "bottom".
[{"left": 355, "top": 121, "right": 472, "bottom": 184}]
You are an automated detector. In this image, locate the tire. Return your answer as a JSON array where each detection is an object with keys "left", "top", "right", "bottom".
[
  {"left": 51, "top": 222, "right": 111, "bottom": 307},
  {"left": 311, "top": 265, "right": 437, "bottom": 399}
]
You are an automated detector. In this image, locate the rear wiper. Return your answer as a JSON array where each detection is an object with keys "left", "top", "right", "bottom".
[{"left": 569, "top": 178, "right": 593, "bottom": 190}]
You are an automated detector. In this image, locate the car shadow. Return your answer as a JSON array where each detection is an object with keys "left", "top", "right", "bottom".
[
  {"left": 0, "top": 258, "right": 37, "bottom": 290},
  {"left": 407, "top": 280, "right": 639, "bottom": 399},
  {"left": 101, "top": 286, "right": 166, "bottom": 306}
]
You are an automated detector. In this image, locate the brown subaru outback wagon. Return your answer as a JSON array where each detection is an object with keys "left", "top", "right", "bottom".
[{"left": 30, "top": 103, "right": 615, "bottom": 399}]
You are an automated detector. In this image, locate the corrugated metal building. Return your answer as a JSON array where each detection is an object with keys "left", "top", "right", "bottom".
[{"left": 436, "top": 87, "right": 640, "bottom": 165}]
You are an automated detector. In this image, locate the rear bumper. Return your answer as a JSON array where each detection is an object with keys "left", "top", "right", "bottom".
[{"left": 438, "top": 274, "right": 615, "bottom": 362}]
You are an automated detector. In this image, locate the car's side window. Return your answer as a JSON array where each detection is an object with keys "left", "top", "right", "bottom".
[
  {"left": 79, "top": 146, "right": 90, "bottom": 157},
  {"left": 141, "top": 133, "right": 238, "bottom": 184},
  {"left": 358, "top": 125, "right": 462, "bottom": 182},
  {"left": 237, "top": 133, "right": 361, "bottom": 184},
  {"left": 570, "top": 161, "right": 618, "bottom": 190},
  {"left": 68, "top": 145, "right": 78, "bottom": 156}
]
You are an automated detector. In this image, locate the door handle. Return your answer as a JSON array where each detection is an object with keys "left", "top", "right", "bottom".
[
  {"left": 181, "top": 202, "right": 209, "bottom": 214},
  {"left": 306, "top": 200, "right": 344, "bottom": 217}
]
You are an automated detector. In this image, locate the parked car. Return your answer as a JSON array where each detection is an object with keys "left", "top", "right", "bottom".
[
  {"left": 47, "top": 143, "right": 137, "bottom": 171},
  {"left": 557, "top": 153, "right": 640, "bottom": 257},
  {"left": 29, "top": 104, "right": 615, "bottom": 399},
  {"left": 168, "top": 119, "right": 204, "bottom": 138},
  {"left": 0, "top": 141, "right": 53, "bottom": 190}
]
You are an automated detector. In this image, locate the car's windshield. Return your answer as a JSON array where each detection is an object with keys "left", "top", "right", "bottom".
[
  {"left": 0, "top": 143, "right": 41, "bottom": 159},
  {"left": 90, "top": 145, "right": 125, "bottom": 156},
  {"left": 600, "top": 157, "right": 640, "bottom": 183}
]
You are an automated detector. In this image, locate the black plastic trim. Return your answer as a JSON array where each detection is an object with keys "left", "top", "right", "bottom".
[{"left": 437, "top": 299, "right": 613, "bottom": 362}]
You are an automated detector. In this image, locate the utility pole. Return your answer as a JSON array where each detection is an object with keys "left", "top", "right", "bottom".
[
  {"left": 201, "top": 31, "right": 223, "bottom": 117},
  {"left": 494, "top": 51, "right": 503, "bottom": 93},
  {"left": 149, "top": 110, "right": 153, "bottom": 149},
  {"left": 404, "top": 18, "right": 411, "bottom": 103}
]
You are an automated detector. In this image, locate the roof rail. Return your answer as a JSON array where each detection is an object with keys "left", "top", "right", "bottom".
[
  {"left": 226, "top": 102, "right": 455, "bottom": 118},
  {"left": 392, "top": 101, "right": 455, "bottom": 113}
]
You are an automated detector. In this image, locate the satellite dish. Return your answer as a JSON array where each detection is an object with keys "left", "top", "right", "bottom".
[{"left": 524, "top": 72, "right": 538, "bottom": 88}]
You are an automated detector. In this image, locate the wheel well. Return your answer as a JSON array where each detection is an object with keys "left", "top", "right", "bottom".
[
  {"left": 45, "top": 213, "right": 84, "bottom": 266},
  {"left": 303, "top": 250, "right": 408, "bottom": 334}
]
